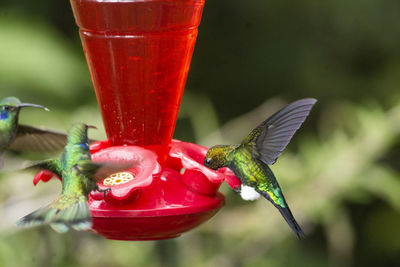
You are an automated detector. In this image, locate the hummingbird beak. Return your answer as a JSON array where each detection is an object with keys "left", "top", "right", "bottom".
[{"left": 17, "top": 103, "right": 50, "bottom": 111}]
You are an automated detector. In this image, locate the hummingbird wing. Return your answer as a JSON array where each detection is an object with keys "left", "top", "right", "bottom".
[
  {"left": 243, "top": 98, "right": 317, "bottom": 165},
  {"left": 26, "top": 159, "right": 62, "bottom": 178},
  {"left": 11, "top": 125, "right": 98, "bottom": 156},
  {"left": 73, "top": 160, "right": 136, "bottom": 182},
  {"left": 10, "top": 125, "right": 67, "bottom": 155}
]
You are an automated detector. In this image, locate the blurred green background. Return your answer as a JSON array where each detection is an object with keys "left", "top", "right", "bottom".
[{"left": 1, "top": 0, "right": 400, "bottom": 266}]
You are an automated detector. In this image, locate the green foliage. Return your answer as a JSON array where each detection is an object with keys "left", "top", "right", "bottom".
[{"left": 0, "top": 16, "right": 91, "bottom": 106}]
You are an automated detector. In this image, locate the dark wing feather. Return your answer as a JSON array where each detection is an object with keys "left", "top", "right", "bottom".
[
  {"left": 244, "top": 98, "right": 317, "bottom": 165},
  {"left": 10, "top": 125, "right": 68, "bottom": 154}
]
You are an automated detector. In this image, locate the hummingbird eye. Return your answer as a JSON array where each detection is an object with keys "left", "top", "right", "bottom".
[
  {"left": 2, "top": 106, "right": 10, "bottom": 111},
  {"left": 205, "top": 158, "right": 212, "bottom": 165}
]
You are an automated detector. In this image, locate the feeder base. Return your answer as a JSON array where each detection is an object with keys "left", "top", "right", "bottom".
[{"left": 90, "top": 204, "right": 223, "bottom": 241}]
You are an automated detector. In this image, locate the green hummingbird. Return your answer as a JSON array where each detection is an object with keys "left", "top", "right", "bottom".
[
  {"left": 204, "top": 98, "right": 317, "bottom": 239},
  {"left": 17, "top": 123, "right": 125, "bottom": 233},
  {"left": 0, "top": 97, "right": 67, "bottom": 164}
]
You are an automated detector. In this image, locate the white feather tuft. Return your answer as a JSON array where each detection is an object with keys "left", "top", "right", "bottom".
[{"left": 240, "top": 185, "right": 261, "bottom": 201}]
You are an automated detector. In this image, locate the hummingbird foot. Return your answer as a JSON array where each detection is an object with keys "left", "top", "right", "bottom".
[
  {"left": 233, "top": 188, "right": 241, "bottom": 194},
  {"left": 97, "top": 187, "right": 112, "bottom": 198}
]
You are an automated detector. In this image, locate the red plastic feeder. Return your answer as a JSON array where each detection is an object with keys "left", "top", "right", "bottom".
[{"left": 35, "top": 0, "right": 243, "bottom": 240}]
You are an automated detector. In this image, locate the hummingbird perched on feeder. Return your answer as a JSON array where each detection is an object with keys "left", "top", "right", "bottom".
[
  {"left": 17, "top": 123, "right": 130, "bottom": 233},
  {"left": 0, "top": 96, "right": 67, "bottom": 165},
  {"left": 204, "top": 98, "right": 317, "bottom": 239}
]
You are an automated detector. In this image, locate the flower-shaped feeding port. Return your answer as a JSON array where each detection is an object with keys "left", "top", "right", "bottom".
[{"left": 31, "top": 0, "right": 247, "bottom": 240}]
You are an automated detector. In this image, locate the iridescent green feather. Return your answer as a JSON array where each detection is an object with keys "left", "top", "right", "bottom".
[{"left": 227, "top": 147, "right": 287, "bottom": 208}]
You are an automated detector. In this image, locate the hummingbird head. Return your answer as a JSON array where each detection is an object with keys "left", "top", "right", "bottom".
[
  {"left": 0, "top": 97, "right": 49, "bottom": 122},
  {"left": 204, "top": 145, "right": 233, "bottom": 170},
  {"left": 67, "top": 124, "right": 96, "bottom": 150}
]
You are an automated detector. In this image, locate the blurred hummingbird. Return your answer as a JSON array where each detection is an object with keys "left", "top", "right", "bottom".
[
  {"left": 204, "top": 98, "right": 317, "bottom": 239},
  {"left": 17, "top": 123, "right": 128, "bottom": 233},
  {"left": 0, "top": 97, "right": 67, "bottom": 165}
]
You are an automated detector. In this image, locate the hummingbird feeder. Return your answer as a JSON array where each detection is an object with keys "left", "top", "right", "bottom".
[{"left": 34, "top": 0, "right": 241, "bottom": 240}]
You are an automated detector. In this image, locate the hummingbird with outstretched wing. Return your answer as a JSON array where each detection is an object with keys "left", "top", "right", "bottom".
[
  {"left": 204, "top": 98, "right": 317, "bottom": 239},
  {"left": 0, "top": 97, "right": 67, "bottom": 165},
  {"left": 17, "top": 123, "right": 129, "bottom": 233}
]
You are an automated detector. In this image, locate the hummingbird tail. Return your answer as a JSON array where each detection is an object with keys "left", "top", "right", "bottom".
[
  {"left": 17, "top": 198, "right": 92, "bottom": 233},
  {"left": 276, "top": 205, "right": 305, "bottom": 239},
  {"left": 259, "top": 189, "right": 305, "bottom": 239},
  {"left": 49, "top": 200, "right": 92, "bottom": 233},
  {"left": 17, "top": 204, "right": 57, "bottom": 229}
]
